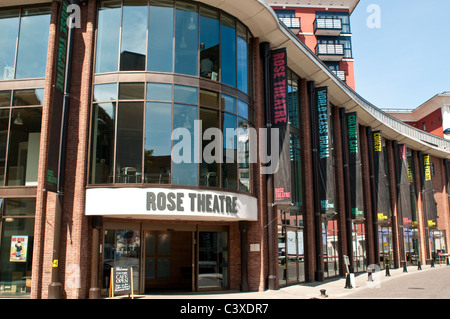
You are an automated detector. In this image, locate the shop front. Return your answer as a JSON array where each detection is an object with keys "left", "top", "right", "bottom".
[{"left": 86, "top": 187, "right": 257, "bottom": 294}]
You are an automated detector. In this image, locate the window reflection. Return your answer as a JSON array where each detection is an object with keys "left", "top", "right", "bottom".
[
  {"left": 237, "top": 22, "right": 249, "bottom": 93},
  {"left": 220, "top": 14, "right": 237, "bottom": 87},
  {"left": 96, "top": 0, "right": 121, "bottom": 73},
  {"left": 120, "top": 0, "right": 147, "bottom": 71},
  {"left": 0, "top": 7, "right": 50, "bottom": 80},
  {"left": 148, "top": 0, "right": 174, "bottom": 72},
  {"left": 15, "top": 8, "right": 50, "bottom": 79},
  {"left": 200, "top": 108, "right": 219, "bottom": 187},
  {"left": 145, "top": 102, "right": 172, "bottom": 184},
  {"left": 200, "top": 7, "right": 219, "bottom": 81},
  {"left": 222, "top": 112, "right": 237, "bottom": 190},
  {"left": 175, "top": 2, "right": 198, "bottom": 76},
  {"left": 0, "top": 10, "right": 19, "bottom": 80}
]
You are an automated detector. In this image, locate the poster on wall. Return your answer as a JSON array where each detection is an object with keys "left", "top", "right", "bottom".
[
  {"left": 345, "top": 112, "right": 364, "bottom": 220},
  {"left": 270, "top": 48, "right": 291, "bottom": 205},
  {"left": 9, "top": 235, "right": 28, "bottom": 262},
  {"left": 314, "top": 86, "right": 335, "bottom": 215},
  {"left": 397, "top": 145, "right": 413, "bottom": 227},
  {"left": 423, "top": 154, "right": 437, "bottom": 227},
  {"left": 372, "top": 131, "right": 390, "bottom": 223}
]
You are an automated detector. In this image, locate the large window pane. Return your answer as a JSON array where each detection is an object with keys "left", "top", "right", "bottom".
[
  {"left": 6, "top": 108, "right": 42, "bottom": 186},
  {"left": 12, "top": 89, "right": 44, "bottom": 106},
  {"left": 90, "top": 102, "right": 115, "bottom": 184},
  {"left": 93, "top": 83, "right": 117, "bottom": 102},
  {"left": 222, "top": 112, "right": 237, "bottom": 190},
  {"left": 200, "top": 108, "right": 219, "bottom": 187},
  {"left": 118, "top": 82, "right": 145, "bottom": 100},
  {"left": 198, "top": 231, "right": 228, "bottom": 288},
  {"left": 0, "top": 109, "right": 10, "bottom": 186},
  {"left": 0, "top": 10, "right": 19, "bottom": 80},
  {"left": 147, "top": 83, "right": 172, "bottom": 101},
  {"left": 120, "top": 0, "right": 147, "bottom": 71},
  {"left": 95, "top": 1, "right": 121, "bottom": 73},
  {"left": 15, "top": 8, "right": 50, "bottom": 79},
  {"left": 148, "top": 0, "right": 174, "bottom": 72},
  {"left": 116, "top": 102, "right": 144, "bottom": 183},
  {"left": 0, "top": 91, "right": 11, "bottom": 107},
  {"left": 237, "top": 22, "right": 248, "bottom": 93},
  {"left": 145, "top": 102, "right": 172, "bottom": 184},
  {"left": 172, "top": 104, "right": 198, "bottom": 186},
  {"left": 220, "top": 14, "right": 236, "bottom": 87},
  {"left": 174, "top": 85, "right": 197, "bottom": 104},
  {"left": 200, "top": 7, "right": 219, "bottom": 81},
  {"left": 0, "top": 215, "right": 34, "bottom": 296},
  {"left": 175, "top": 2, "right": 198, "bottom": 76}
]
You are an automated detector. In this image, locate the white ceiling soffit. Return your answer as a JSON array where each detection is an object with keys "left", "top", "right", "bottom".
[{"left": 197, "top": 0, "right": 450, "bottom": 158}]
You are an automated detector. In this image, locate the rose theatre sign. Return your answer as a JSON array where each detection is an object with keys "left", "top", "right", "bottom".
[{"left": 85, "top": 188, "right": 257, "bottom": 221}]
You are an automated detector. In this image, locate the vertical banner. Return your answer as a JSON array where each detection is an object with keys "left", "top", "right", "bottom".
[
  {"left": 345, "top": 112, "right": 364, "bottom": 219},
  {"left": 372, "top": 131, "right": 390, "bottom": 223},
  {"left": 314, "top": 87, "right": 335, "bottom": 215},
  {"left": 270, "top": 48, "right": 291, "bottom": 204},
  {"left": 398, "top": 145, "right": 413, "bottom": 227},
  {"left": 46, "top": 0, "right": 70, "bottom": 192},
  {"left": 423, "top": 154, "right": 437, "bottom": 227}
]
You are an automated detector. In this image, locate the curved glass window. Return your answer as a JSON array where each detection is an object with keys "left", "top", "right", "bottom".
[
  {"left": 95, "top": 0, "right": 251, "bottom": 93},
  {"left": 89, "top": 81, "right": 252, "bottom": 193}
]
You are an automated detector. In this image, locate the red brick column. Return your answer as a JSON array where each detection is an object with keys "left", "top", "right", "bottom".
[
  {"left": 32, "top": 0, "right": 59, "bottom": 299},
  {"left": 387, "top": 140, "right": 401, "bottom": 268}
]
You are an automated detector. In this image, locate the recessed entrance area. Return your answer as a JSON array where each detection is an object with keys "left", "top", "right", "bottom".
[{"left": 102, "top": 222, "right": 229, "bottom": 295}]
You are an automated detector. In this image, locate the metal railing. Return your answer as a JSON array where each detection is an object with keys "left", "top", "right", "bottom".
[
  {"left": 315, "top": 18, "right": 342, "bottom": 30},
  {"left": 278, "top": 17, "right": 301, "bottom": 29},
  {"left": 316, "top": 43, "right": 344, "bottom": 56},
  {"left": 331, "top": 70, "right": 346, "bottom": 82}
]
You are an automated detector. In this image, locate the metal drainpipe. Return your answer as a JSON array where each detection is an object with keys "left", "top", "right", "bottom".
[
  {"left": 260, "top": 42, "right": 277, "bottom": 290},
  {"left": 48, "top": 0, "right": 77, "bottom": 299}
]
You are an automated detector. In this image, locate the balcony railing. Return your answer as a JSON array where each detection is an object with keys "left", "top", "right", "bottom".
[
  {"left": 278, "top": 17, "right": 301, "bottom": 34},
  {"left": 331, "top": 70, "right": 346, "bottom": 82},
  {"left": 314, "top": 18, "right": 342, "bottom": 35},
  {"left": 315, "top": 43, "right": 345, "bottom": 61}
]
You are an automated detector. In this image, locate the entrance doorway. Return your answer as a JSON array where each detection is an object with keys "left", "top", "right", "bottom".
[
  {"left": 102, "top": 223, "right": 229, "bottom": 295},
  {"left": 144, "top": 230, "right": 193, "bottom": 291}
]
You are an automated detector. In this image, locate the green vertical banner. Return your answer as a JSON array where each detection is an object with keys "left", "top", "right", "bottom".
[
  {"left": 46, "top": 0, "right": 70, "bottom": 192},
  {"left": 345, "top": 112, "right": 364, "bottom": 220},
  {"left": 313, "top": 87, "right": 335, "bottom": 215},
  {"left": 423, "top": 154, "right": 437, "bottom": 228},
  {"left": 372, "top": 131, "right": 390, "bottom": 223}
]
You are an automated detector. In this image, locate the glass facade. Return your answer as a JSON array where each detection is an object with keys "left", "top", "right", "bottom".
[
  {"left": 90, "top": 82, "right": 252, "bottom": 191},
  {"left": 95, "top": 0, "right": 250, "bottom": 93}
]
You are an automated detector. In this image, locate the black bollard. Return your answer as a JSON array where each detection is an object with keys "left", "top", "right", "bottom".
[
  {"left": 344, "top": 273, "right": 352, "bottom": 289},
  {"left": 431, "top": 259, "right": 435, "bottom": 268},
  {"left": 385, "top": 265, "right": 391, "bottom": 276},
  {"left": 403, "top": 262, "right": 408, "bottom": 273},
  {"left": 418, "top": 261, "right": 422, "bottom": 270}
]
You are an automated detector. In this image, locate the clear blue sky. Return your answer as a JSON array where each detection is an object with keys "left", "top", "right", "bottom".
[{"left": 350, "top": 0, "right": 450, "bottom": 110}]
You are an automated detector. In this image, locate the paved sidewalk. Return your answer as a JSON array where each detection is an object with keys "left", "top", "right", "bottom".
[{"left": 112, "top": 263, "right": 448, "bottom": 300}]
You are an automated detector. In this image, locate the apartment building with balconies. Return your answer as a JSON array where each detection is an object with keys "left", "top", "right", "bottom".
[{"left": 268, "top": 0, "right": 359, "bottom": 89}]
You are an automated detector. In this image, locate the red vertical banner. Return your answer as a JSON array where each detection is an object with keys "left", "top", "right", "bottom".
[{"left": 269, "top": 48, "right": 291, "bottom": 204}]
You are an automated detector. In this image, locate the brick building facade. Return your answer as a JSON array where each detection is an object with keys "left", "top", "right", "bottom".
[{"left": 0, "top": 0, "right": 449, "bottom": 299}]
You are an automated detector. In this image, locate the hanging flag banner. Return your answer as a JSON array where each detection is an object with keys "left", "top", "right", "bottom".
[
  {"left": 270, "top": 48, "right": 291, "bottom": 205},
  {"left": 345, "top": 112, "right": 364, "bottom": 219},
  {"left": 397, "top": 145, "right": 413, "bottom": 227},
  {"left": 423, "top": 154, "right": 437, "bottom": 228},
  {"left": 314, "top": 87, "right": 335, "bottom": 215},
  {"left": 372, "top": 131, "right": 390, "bottom": 223},
  {"left": 46, "top": 0, "right": 71, "bottom": 193}
]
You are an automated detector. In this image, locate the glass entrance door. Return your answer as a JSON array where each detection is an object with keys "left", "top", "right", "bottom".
[
  {"left": 378, "top": 225, "right": 393, "bottom": 269},
  {"left": 197, "top": 231, "right": 228, "bottom": 289},
  {"left": 144, "top": 230, "right": 193, "bottom": 291}
]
